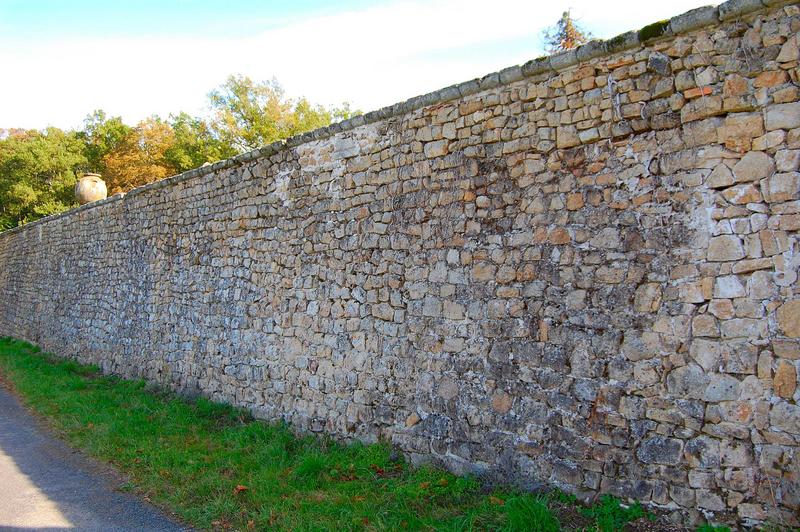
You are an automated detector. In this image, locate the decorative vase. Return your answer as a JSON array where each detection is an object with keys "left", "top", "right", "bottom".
[{"left": 75, "top": 173, "right": 108, "bottom": 205}]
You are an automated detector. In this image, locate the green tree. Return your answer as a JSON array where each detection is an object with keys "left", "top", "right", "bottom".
[
  {"left": 208, "top": 75, "right": 358, "bottom": 152},
  {"left": 0, "top": 128, "right": 86, "bottom": 228},
  {"left": 164, "top": 112, "right": 237, "bottom": 172},
  {"left": 79, "top": 110, "right": 131, "bottom": 175},
  {"left": 543, "top": 10, "right": 591, "bottom": 54}
]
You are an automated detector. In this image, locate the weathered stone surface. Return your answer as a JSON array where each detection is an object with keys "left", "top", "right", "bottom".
[
  {"left": 777, "top": 35, "right": 798, "bottom": 63},
  {"left": 691, "top": 339, "right": 724, "bottom": 371},
  {"left": 704, "top": 374, "right": 741, "bottom": 402},
  {"left": 774, "top": 360, "right": 797, "bottom": 398},
  {"left": 766, "top": 102, "right": 800, "bottom": 131},
  {"left": 667, "top": 365, "right": 708, "bottom": 399},
  {"left": 637, "top": 437, "right": 683, "bottom": 465},
  {"left": 718, "top": 113, "right": 763, "bottom": 152},
  {"left": 0, "top": 4, "right": 796, "bottom": 528},
  {"left": 722, "top": 183, "right": 761, "bottom": 204},
  {"left": 771, "top": 402, "right": 800, "bottom": 434},
  {"left": 732, "top": 152, "right": 775, "bottom": 183},
  {"left": 634, "top": 283, "right": 662, "bottom": 313},
  {"left": 692, "top": 314, "right": 719, "bottom": 337},
  {"left": 491, "top": 391, "right": 512, "bottom": 414},
  {"left": 714, "top": 276, "right": 745, "bottom": 298},
  {"left": 761, "top": 172, "right": 799, "bottom": 203},
  {"left": 685, "top": 436, "right": 720, "bottom": 468},
  {"left": 707, "top": 235, "right": 745, "bottom": 261},
  {"left": 777, "top": 301, "right": 800, "bottom": 338},
  {"left": 707, "top": 164, "right": 734, "bottom": 188}
]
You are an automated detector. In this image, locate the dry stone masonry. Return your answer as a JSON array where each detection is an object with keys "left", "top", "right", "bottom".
[{"left": 1, "top": 1, "right": 799, "bottom": 526}]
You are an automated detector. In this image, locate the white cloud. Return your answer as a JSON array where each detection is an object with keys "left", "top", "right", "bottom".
[{"left": 0, "top": 0, "right": 714, "bottom": 130}]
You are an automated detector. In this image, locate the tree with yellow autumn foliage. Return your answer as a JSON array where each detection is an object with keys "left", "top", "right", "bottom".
[{"left": 101, "top": 117, "right": 178, "bottom": 194}]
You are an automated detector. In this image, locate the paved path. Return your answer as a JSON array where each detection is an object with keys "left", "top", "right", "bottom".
[{"left": 0, "top": 384, "right": 187, "bottom": 531}]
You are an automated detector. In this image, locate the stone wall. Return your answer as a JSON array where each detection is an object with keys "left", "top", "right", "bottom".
[{"left": 1, "top": 1, "right": 799, "bottom": 525}]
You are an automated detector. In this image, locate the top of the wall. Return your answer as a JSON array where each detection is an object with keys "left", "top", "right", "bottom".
[{"left": 1, "top": 0, "right": 792, "bottom": 239}]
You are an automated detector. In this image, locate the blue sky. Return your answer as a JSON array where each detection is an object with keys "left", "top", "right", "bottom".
[
  {"left": 0, "top": 1, "right": 374, "bottom": 38},
  {"left": 0, "top": 0, "right": 715, "bottom": 130}
]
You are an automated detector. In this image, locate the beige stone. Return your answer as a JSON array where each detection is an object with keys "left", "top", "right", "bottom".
[
  {"left": 491, "top": 391, "right": 512, "bottom": 414},
  {"left": 754, "top": 70, "right": 789, "bottom": 88},
  {"left": 470, "top": 262, "right": 496, "bottom": 282},
  {"left": 723, "top": 74, "right": 748, "bottom": 97},
  {"left": 761, "top": 172, "right": 799, "bottom": 203},
  {"left": 548, "top": 227, "right": 571, "bottom": 245},
  {"left": 681, "top": 96, "right": 722, "bottom": 123},
  {"left": 774, "top": 361, "right": 797, "bottom": 398},
  {"left": 707, "top": 165, "right": 734, "bottom": 188},
  {"left": 556, "top": 126, "right": 580, "bottom": 148},
  {"left": 709, "top": 299, "right": 735, "bottom": 319},
  {"left": 777, "top": 300, "right": 800, "bottom": 338},
  {"left": 707, "top": 235, "right": 745, "bottom": 262},
  {"left": 718, "top": 113, "right": 763, "bottom": 152},
  {"left": 759, "top": 230, "right": 790, "bottom": 257},
  {"left": 634, "top": 283, "right": 662, "bottom": 313},
  {"left": 765, "top": 102, "right": 800, "bottom": 131},
  {"left": 692, "top": 314, "right": 719, "bottom": 337},
  {"left": 423, "top": 140, "right": 448, "bottom": 158},
  {"left": 566, "top": 193, "right": 584, "bottom": 210},
  {"left": 722, "top": 184, "right": 762, "bottom": 204},
  {"left": 776, "top": 35, "right": 799, "bottom": 63},
  {"left": 732, "top": 152, "right": 775, "bottom": 183},
  {"left": 774, "top": 340, "right": 800, "bottom": 360}
]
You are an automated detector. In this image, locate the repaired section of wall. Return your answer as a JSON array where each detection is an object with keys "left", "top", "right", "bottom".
[{"left": 1, "top": 1, "right": 799, "bottom": 525}]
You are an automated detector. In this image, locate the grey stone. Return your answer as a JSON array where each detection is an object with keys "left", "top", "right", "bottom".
[
  {"left": 647, "top": 52, "right": 672, "bottom": 76},
  {"left": 637, "top": 437, "right": 683, "bottom": 465},
  {"left": 704, "top": 374, "right": 741, "bottom": 402}
]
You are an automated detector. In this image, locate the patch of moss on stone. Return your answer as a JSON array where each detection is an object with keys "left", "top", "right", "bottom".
[
  {"left": 606, "top": 33, "right": 632, "bottom": 52},
  {"left": 638, "top": 20, "right": 670, "bottom": 42}
]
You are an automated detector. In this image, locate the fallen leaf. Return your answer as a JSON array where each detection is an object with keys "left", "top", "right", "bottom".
[
  {"left": 233, "top": 484, "right": 249, "bottom": 495},
  {"left": 489, "top": 495, "right": 505, "bottom": 506},
  {"left": 353, "top": 495, "right": 366, "bottom": 502}
]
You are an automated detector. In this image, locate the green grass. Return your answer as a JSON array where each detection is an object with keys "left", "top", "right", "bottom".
[
  {"left": 579, "top": 495, "right": 648, "bottom": 532},
  {"left": 696, "top": 525, "right": 731, "bottom": 532},
  {"left": 0, "top": 337, "right": 652, "bottom": 531}
]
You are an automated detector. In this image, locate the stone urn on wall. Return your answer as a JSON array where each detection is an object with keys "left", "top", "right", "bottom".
[{"left": 75, "top": 173, "right": 108, "bottom": 205}]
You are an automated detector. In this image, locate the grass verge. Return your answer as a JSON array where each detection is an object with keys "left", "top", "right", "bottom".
[{"left": 0, "top": 337, "right": 669, "bottom": 531}]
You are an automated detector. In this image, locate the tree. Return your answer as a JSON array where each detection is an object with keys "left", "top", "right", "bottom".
[
  {"left": 101, "top": 117, "right": 178, "bottom": 194},
  {"left": 543, "top": 10, "right": 591, "bottom": 54},
  {"left": 208, "top": 75, "right": 357, "bottom": 152},
  {"left": 80, "top": 110, "right": 131, "bottom": 175},
  {"left": 0, "top": 128, "right": 85, "bottom": 228},
  {"left": 0, "top": 76, "right": 360, "bottom": 229},
  {"left": 164, "top": 112, "right": 237, "bottom": 172}
]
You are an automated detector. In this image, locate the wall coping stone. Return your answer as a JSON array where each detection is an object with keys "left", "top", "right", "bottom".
[{"left": 0, "top": 0, "right": 793, "bottom": 239}]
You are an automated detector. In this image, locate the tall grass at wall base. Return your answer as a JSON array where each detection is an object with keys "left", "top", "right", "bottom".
[{"left": 0, "top": 337, "right": 711, "bottom": 531}]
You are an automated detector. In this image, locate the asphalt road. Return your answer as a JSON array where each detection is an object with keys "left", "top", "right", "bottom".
[{"left": 0, "top": 383, "right": 188, "bottom": 531}]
